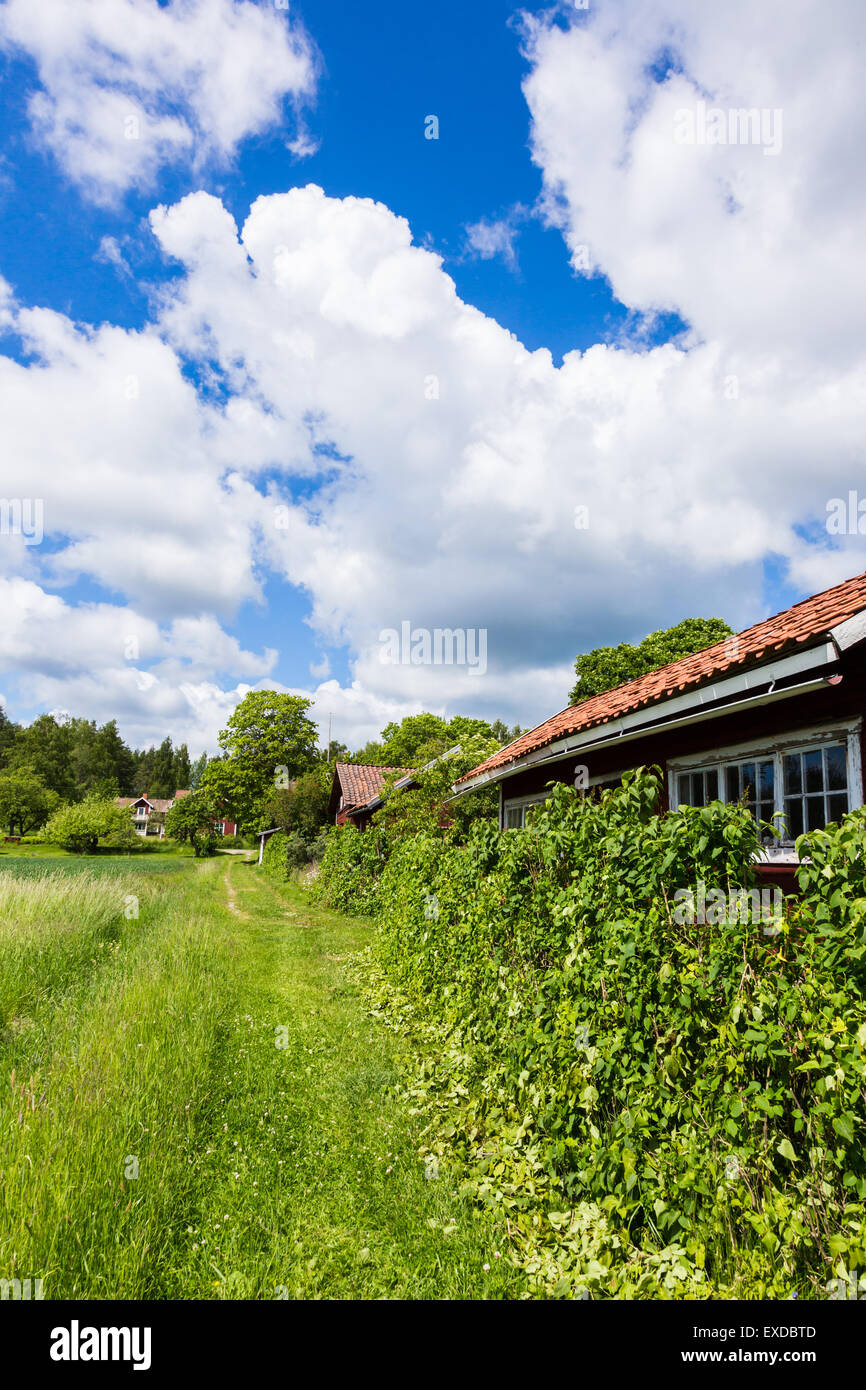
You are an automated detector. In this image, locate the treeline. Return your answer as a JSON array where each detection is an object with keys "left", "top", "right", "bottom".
[
  {"left": 0, "top": 694, "right": 521, "bottom": 849},
  {"left": 342, "top": 712, "right": 523, "bottom": 768},
  {"left": 0, "top": 707, "right": 199, "bottom": 801}
]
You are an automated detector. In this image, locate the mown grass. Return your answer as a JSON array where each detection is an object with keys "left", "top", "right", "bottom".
[{"left": 0, "top": 859, "right": 522, "bottom": 1299}]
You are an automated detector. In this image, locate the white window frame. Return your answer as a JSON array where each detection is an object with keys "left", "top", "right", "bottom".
[
  {"left": 667, "top": 718, "right": 862, "bottom": 860},
  {"left": 502, "top": 792, "right": 549, "bottom": 829}
]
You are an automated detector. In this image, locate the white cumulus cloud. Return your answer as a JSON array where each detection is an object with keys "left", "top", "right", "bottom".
[{"left": 0, "top": 0, "right": 317, "bottom": 202}]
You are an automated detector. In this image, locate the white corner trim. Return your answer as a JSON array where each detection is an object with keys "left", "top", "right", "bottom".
[{"left": 830, "top": 609, "right": 866, "bottom": 652}]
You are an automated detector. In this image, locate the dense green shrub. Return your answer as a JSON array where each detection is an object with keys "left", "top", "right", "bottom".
[
  {"left": 262, "top": 827, "right": 330, "bottom": 882},
  {"left": 310, "top": 824, "right": 388, "bottom": 910},
  {"left": 320, "top": 767, "right": 866, "bottom": 1297},
  {"left": 42, "top": 797, "right": 141, "bottom": 854}
]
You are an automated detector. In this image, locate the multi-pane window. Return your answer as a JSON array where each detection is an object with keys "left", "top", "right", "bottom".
[
  {"left": 678, "top": 760, "right": 774, "bottom": 822},
  {"left": 677, "top": 768, "right": 718, "bottom": 808},
  {"left": 725, "top": 758, "right": 775, "bottom": 825},
  {"left": 782, "top": 744, "right": 848, "bottom": 839},
  {"left": 502, "top": 794, "right": 550, "bottom": 829},
  {"left": 672, "top": 739, "right": 851, "bottom": 842}
]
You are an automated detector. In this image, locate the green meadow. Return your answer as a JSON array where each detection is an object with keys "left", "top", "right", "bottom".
[{"left": 0, "top": 856, "right": 521, "bottom": 1300}]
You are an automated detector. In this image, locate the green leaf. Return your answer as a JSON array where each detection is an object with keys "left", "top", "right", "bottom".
[{"left": 833, "top": 1114, "right": 855, "bottom": 1144}]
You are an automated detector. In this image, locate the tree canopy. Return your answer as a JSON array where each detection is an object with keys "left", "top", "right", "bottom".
[
  {"left": 569, "top": 617, "right": 735, "bottom": 706},
  {"left": 203, "top": 691, "right": 320, "bottom": 829},
  {"left": 0, "top": 767, "right": 60, "bottom": 837},
  {"left": 43, "top": 797, "right": 140, "bottom": 854},
  {"left": 164, "top": 791, "right": 220, "bottom": 857},
  {"left": 353, "top": 713, "right": 524, "bottom": 769},
  {"left": 261, "top": 768, "right": 330, "bottom": 842}
]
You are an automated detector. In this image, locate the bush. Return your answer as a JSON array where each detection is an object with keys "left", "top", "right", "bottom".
[
  {"left": 261, "top": 828, "right": 329, "bottom": 882},
  {"left": 43, "top": 798, "right": 141, "bottom": 855},
  {"left": 317, "top": 766, "right": 866, "bottom": 1297},
  {"left": 310, "top": 823, "right": 389, "bottom": 912}
]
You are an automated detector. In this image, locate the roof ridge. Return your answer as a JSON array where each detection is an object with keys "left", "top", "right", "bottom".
[
  {"left": 564, "top": 567, "right": 866, "bottom": 717},
  {"left": 457, "top": 567, "right": 866, "bottom": 786}
]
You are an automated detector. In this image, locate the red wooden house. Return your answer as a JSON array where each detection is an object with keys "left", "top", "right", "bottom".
[
  {"left": 116, "top": 789, "right": 237, "bottom": 839},
  {"left": 326, "top": 763, "right": 412, "bottom": 830},
  {"left": 454, "top": 570, "right": 866, "bottom": 891}
]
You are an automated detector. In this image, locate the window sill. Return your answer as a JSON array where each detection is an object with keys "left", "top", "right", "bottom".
[{"left": 756, "top": 846, "right": 801, "bottom": 865}]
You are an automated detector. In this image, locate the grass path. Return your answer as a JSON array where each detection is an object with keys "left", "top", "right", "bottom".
[
  {"left": 172, "top": 860, "right": 522, "bottom": 1299},
  {"left": 0, "top": 856, "right": 522, "bottom": 1300}
]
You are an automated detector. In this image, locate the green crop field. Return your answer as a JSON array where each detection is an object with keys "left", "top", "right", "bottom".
[{"left": 0, "top": 855, "right": 192, "bottom": 879}]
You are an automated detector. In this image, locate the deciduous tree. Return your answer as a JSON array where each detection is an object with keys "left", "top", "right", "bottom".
[
  {"left": 0, "top": 767, "right": 60, "bottom": 836},
  {"left": 569, "top": 617, "right": 735, "bottom": 705}
]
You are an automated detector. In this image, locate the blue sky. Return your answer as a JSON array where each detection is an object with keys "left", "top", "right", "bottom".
[
  {"left": 0, "top": 3, "right": 640, "bottom": 354},
  {"left": 0, "top": 0, "right": 862, "bottom": 752}
]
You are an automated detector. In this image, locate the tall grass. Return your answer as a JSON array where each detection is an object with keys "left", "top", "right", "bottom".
[
  {"left": 0, "top": 859, "right": 521, "bottom": 1300},
  {"left": 0, "top": 870, "right": 155, "bottom": 1028},
  {"left": 0, "top": 859, "right": 240, "bottom": 1297}
]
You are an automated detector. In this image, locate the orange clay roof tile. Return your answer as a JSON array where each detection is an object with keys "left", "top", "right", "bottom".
[
  {"left": 457, "top": 569, "right": 866, "bottom": 785},
  {"left": 335, "top": 763, "right": 413, "bottom": 808}
]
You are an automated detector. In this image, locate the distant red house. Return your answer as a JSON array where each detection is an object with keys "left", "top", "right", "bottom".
[
  {"left": 115, "top": 790, "right": 237, "bottom": 839},
  {"left": 454, "top": 570, "right": 866, "bottom": 893},
  {"left": 327, "top": 764, "right": 412, "bottom": 831}
]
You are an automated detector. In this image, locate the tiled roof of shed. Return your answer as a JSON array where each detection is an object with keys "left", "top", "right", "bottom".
[{"left": 335, "top": 763, "right": 412, "bottom": 807}]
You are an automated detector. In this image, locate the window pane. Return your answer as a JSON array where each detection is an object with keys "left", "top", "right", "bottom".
[
  {"left": 826, "top": 744, "right": 847, "bottom": 791},
  {"left": 741, "top": 763, "right": 756, "bottom": 802},
  {"left": 690, "top": 772, "right": 705, "bottom": 808},
  {"left": 784, "top": 753, "right": 801, "bottom": 795},
  {"left": 806, "top": 796, "right": 825, "bottom": 831},
  {"left": 678, "top": 774, "right": 690, "bottom": 806},
  {"left": 804, "top": 749, "right": 824, "bottom": 794},
  {"left": 828, "top": 793, "right": 848, "bottom": 825},
  {"left": 784, "top": 798, "right": 803, "bottom": 839},
  {"left": 759, "top": 761, "right": 774, "bottom": 801},
  {"left": 706, "top": 768, "right": 718, "bottom": 800},
  {"left": 726, "top": 765, "right": 739, "bottom": 802}
]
